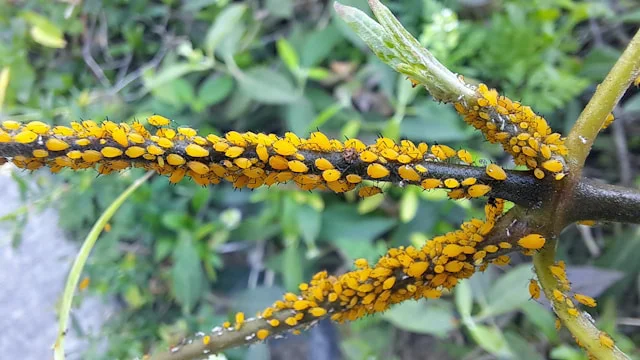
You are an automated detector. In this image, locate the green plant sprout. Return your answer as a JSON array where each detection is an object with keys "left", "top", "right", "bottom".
[{"left": 0, "top": 1, "right": 639, "bottom": 360}]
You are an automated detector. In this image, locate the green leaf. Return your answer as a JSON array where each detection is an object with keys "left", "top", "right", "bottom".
[
  {"left": 455, "top": 279, "right": 473, "bottom": 318},
  {"left": 266, "top": 0, "right": 294, "bottom": 19},
  {"left": 171, "top": 234, "right": 205, "bottom": 314},
  {"left": 466, "top": 323, "right": 511, "bottom": 357},
  {"left": 383, "top": 300, "right": 456, "bottom": 337},
  {"left": 276, "top": 38, "right": 300, "bottom": 74},
  {"left": 144, "top": 61, "right": 213, "bottom": 90},
  {"left": 521, "top": 302, "right": 558, "bottom": 342},
  {"left": 22, "top": 11, "right": 66, "bottom": 48},
  {"left": 123, "top": 284, "right": 146, "bottom": 309},
  {"left": 296, "top": 204, "right": 321, "bottom": 245},
  {"left": 481, "top": 264, "right": 533, "bottom": 317},
  {"left": 197, "top": 75, "right": 234, "bottom": 107},
  {"left": 236, "top": 67, "right": 299, "bottom": 104},
  {"left": 204, "top": 4, "right": 247, "bottom": 56},
  {"left": 286, "top": 98, "right": 317, "bottom": 135},
  {"left": 504, "top": 331, "right": 545, "bottom": 360},
  {"left": 321, "top": 204, "right": 396, "bottom": 242},
  {"left": 399, "top": 188, "right": 419, "bottom": 223},
  {"left": 283, "top": 241, "right": 304, "bottom": 292}
]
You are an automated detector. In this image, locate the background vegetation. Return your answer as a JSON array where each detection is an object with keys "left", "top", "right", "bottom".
[{"left": 1, "top": 0, "right": 640, "bottom": 359}]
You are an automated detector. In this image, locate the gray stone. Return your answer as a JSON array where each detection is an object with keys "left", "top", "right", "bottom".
[{"left": 0, "top": 168, "right": 114, "bottom": 360}]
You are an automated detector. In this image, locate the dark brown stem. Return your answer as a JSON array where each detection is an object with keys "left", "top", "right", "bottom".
[{"left": 568, "top": 178, "right": 640, "bottom": 224}]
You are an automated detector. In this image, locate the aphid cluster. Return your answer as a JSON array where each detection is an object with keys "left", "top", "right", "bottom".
[
  {"left": 455, "top": 84, "right": 569, "bottom": 180},
  {"left": 200, "top": 198, "right": 530, "bottom": 346},
  {"left": 0, "top": 117, "right": 506, "bottom": 200}
]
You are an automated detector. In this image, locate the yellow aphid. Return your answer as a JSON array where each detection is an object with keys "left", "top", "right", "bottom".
[
  {"left": 79, "top": 277, "right": 90, "bottom": 291},
  {"left": 147, "top": 145, "right": 164, "bottom": 156},
  {"left": 567, "top": 308, "right": 579, "bottom": 317},
  {"left": 178, "top": 127, "right": 197, "bottom": 138},
  {"left": 256, "top": 143, "right": 269, "bottom": 162},
  {"left": 635, "top": 75, "right": 640, "bottom": 87},
  {"left": 360, "top": 150, "right": 378, "bottom": 163},
  {"left": 269, "top": 155, "right": 289, "bottom": 170},
  {"left": 309, "top": 307, "right": 327, "bottom": 317},
  {"left": 367, "top": 163, "right": 389, "bottom": 179},
  {"left": 148, "top": 115, "right": 171, "bottom": 127},
  {"left": 380, "top": 148, "right": 399, "bottom": 160},
  {"left": 322, "top": 169, "right": 341, "bottom": 182},
  {"left": 534, "top": 168, "right": 545, "bottom": 179},
  {"left": 443, "top": 178, "right": 460, "bottom": 189},
  {"left": 308, "top": 131, "right": 331, "bottom": 151},
  {"left": 235, "top": 312, "right": 245, "bottom": 329},
  {"left": 421, "top": 178, "right": 442, "bottom": 190},
  {"left": 75, "top": 139, "right": 91, "bottom": 146},
  {"left": 185, "top": 144, "right": 209, "bottom": 157},
  {"left": 528, "top": 279, "right": 540, "bottom": 299},
  {"left": 14, "top": 130, "right": 38, "bottom": 144},
  {"left": 415, "top": 164, "right": 428, "bottom": 173},
  {"left": 407, "top": 262, "right": 428, "bottom": 277},
  {"left": 467, "top": 184, "right": 491, "bottom": 198},
  {"left": 125, "top": 146, "right": 146, "bottom": 158},
  {"left": 82, "top": 150, "right": 103, "bottom": 163},
  {"left": 213, "top": 141, "right": 229, "bottom": 152},
  {"left": 32, "top": 149, "right": 48, "bottom": 158},
  {"left": 486, "top": 164, "right": 507, "bottom": 180},
  {"left": 346, "top": 174, "right": 362, "bottom": 184},
  {"left": 26, "top": 121, "right": 50, "bottom": 134},
  {"left": 268, "top": 319, "right": 280, "bottom": 327},
  {"left": 314, "top": 157, "right": 334, "bottom": 170},
  {"left": 2, "top": 120, "right": 21, "bottom": 130},
  {"left": 577, "top": 220, "right": 596, "bottom": 226},
  {"left": 599, "top": 332, "right": 614, "bottom": 349},
  {"left": 225, "top": 146, "right": 245, "bottom": 158},
  {"left": 552, "top": 289, "right": 565, "bottom": 302},
  {"left": 45, "top": 138, "right": 70, "bottom": 151},
  {"left": 457, "top": 149, "right": 473, "bottom": 164},
  {"left": 222, "top": 321, "right": 231, "bottom": 329},
  {"left": 155, "top": 137, "right": 173, "bottom": 149},
  {"left": 101, "top": 146, "right": 123, "bottom": 158},
  {"left": 166, "top": 153, "right": 185, "bottom": 166},
  {"left": 285, "top": 317, "right": 298, "bottom": 326},
  {"left": 225, "top": 131, "right": 247, "bottom": 147},
  {"left": 188, "top": 161, "right": 210, "bottom": 175},
  {"left": 358, "top": 185, "right": 382, "bottom": 198},
  {"left": 202, "top": 335, "right": 211, "bottom": 345},
  {"left": 398, "top": 165, "right": 421, "bottom": 182},
  {"left": 288, "top": 160, "right": 308, "bottom": 173},
  {"left": 573, "top": 293, "right": 597, "bottom": 307},
  {"left": 168, "top": 168, "right": 186, "bottom": 183},
  {"left": 542, "top": 159, "right": 563, "bottom": 172},
  {"left": 256, "top": 329, "right": 270, "bottom": 340},
  {"left": 461, "top": 177, "right": 477, "bottom": 186},
  {"left": 273, "top": 139, "right": 297, "bottom": 156},
  {"left": 518, "top": 234, "right": 546, "bottom": 250}
]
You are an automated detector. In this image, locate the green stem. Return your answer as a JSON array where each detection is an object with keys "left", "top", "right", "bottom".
[
  {"left": 53, "top": 171, "right": 153, "bottom": 360},
  {"left": 565, "top": 29, "right": 640, "bottom": 174},
  {"left": 533, "top": 240, "right": 629, "bottom": 360}
]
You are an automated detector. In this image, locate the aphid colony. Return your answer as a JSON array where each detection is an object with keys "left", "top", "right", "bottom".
[
  {"left": 0, "top": 117, "right": 508, "bottom": 199},
  {"left": 186, "top": 198, "right": 551, "bottom": 350},
  {"left": 455, "top": 84, "right": 570, "bottom": 180}
]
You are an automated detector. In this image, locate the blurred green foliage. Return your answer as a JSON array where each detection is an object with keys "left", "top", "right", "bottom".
[{"left": 1, "top": 0, "right": 640, "bottom": 359}]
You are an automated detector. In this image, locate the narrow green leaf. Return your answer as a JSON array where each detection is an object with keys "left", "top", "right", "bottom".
[
  {"left": 171, "top": 233, "right": 205, "bottom": 314},
  {"left": 197, "top": 74, "right": 234, "bottom": 107},
  {"left": 204, "top": 4, "right": 247, "bottom": 56},
  {"left": 54, "top": 172, "right": 153, "bottom": 360},
  {"left": 455, "top": 279, "right": 473, "bottom": 318},
  {"left": 276, "top": 38, "right": 300, "bottom": 74}
]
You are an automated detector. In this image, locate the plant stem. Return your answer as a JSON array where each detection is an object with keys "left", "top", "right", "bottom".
[
  {"left": 565, "top": 29, "right": 640, "bottom": 174},
  {"left": 53, "top": 171, "right": 153, "bottom": 360},
  {"left": 533, "top": 240, "right": 629, "bottom": 360}
]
